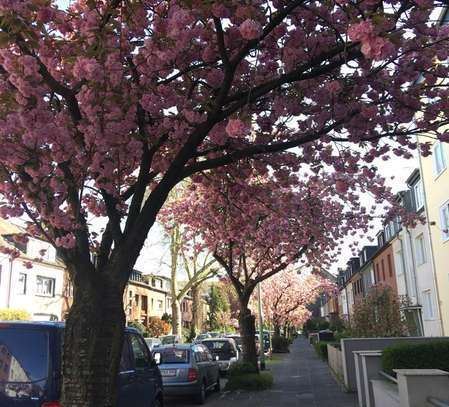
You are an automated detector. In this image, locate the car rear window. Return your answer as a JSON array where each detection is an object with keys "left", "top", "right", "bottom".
[
  {"left": 203, "top": 341, "right": 231, "bottom": 352},
  {"left": 0, "top": 326, "right": 49, "bottom": 383},
  {"left": 159, "top": 348, "right": 190, "bottom": 364}
]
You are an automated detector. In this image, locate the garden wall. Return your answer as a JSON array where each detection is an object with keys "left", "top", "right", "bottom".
[
  {"left": 341, "top": 337, "right": 449, "bottom": 391},
  {"left": 327, "top": 344, "right": 344, "bottom": 383}
]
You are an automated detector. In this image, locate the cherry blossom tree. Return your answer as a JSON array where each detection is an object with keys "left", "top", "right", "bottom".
[
  {"left": 253, "top": 270, "right": 338, "bottom": 336},
  {"left": 166, "top": 172, "right": 391, "bottom": 367},
  {"left": 0, "top": 0, "right": 448, "bottom": 405}
]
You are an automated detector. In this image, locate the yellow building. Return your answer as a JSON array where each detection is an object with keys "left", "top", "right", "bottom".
[{"left": 418, "top": 139, "right": 449, "bottom": 335}]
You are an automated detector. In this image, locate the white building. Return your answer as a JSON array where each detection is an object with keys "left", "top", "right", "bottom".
[
  {"left": 0, "top": 219, "right": 66, "bottom": 321},
  {"left": 391, "top": 170, "right": 443, "bottom": 337}
]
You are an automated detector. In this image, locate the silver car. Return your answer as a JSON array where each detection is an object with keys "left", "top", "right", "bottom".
[
  {"left": 154, "top": 344, "right": 220, "bottom": 404},
  {"left": 145, "top": 337, "right": 162, "bottom": 351},
  {"left": 200, "top": 338, "right": 239, "bottom": 374}
]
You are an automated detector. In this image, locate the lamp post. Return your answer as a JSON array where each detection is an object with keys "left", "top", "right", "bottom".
[{"left": 257, "top": 281, "right": 266, "bottom": 370}]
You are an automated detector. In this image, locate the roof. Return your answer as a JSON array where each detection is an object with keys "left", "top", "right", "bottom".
[{"left": 0, "top": 218, "right": 24, "bottom": 235}]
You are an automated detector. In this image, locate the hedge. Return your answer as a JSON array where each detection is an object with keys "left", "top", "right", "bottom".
[
  {"left": 313, "top": 341, "right": 341, "bottom": 361},
  {"left": 0, "top": 309, "right": 30, "bottom": 321},
  {"left": 382, "top": 341, "right": 449, "bottom": 376},
  {"left": 225, "top": 372, "right": 273, "bottom": 391},
  {"left": 272, "top": 335, "right": 290, "bottom": 353}
]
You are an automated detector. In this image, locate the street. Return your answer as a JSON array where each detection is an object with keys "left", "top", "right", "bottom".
[{"left": 164, "top": 338, "right": 357, "bottom": 407}]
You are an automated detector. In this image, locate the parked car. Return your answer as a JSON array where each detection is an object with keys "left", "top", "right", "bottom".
[
  {"left": 194, "top": 333, "right": 212, "bottom": 342},
  {"left": 0, "top": 321, "right": 163, "bottom": 407},
  {"left": 200, "top": 338, "right": 239, "bottom": 374},
  {"left": 153, "top": 344, "right": 220, "bottom": 404},
  {"left": 160, "top": 334, "right": 180, "bottom": 345},
  {"left": 206, "top": 332, "right": 222, "bottom": 338},
  {"left": 225, "top": 335, "right": 243, "bottom": 353},
  {"left": 145, "top": 337, "right": 162, "bottom": 351}
]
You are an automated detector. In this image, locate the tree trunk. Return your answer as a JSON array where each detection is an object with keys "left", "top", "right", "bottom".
[
  {"left": 274, "top": 323, "right": 281, "bottom": 337},
  {"left": 238, "top": 305, "right": 258, "bottom": 371},
  {"left": 191, "top": 284, "right": 202, "bottom": 334},
  {"left": 61, "top": 270, "right": 126, "bottom": 407},
  {"left": 171, "top": 298, "right": 182, "bottom": 338}
]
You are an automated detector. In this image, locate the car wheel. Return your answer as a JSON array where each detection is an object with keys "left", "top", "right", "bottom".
[
  {"left": 196, "top": 381, "right": 206, "bottom": 405},
  {"left": 214, "top": 377, "right": 221, "bottom": 392}
]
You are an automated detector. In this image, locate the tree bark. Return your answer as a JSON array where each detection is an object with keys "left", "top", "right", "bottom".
[
  {"left": 191, "top": 284, "right": 202, "bottom": 334},
  {"left": 171, "top": 298, "right": 182, "bottom": 338},
  {"left": 238, "top": 305, "right": 258, "bottom": 371},
  {"left": 61, "top": 269, "right": 126, "bottom": 407}
]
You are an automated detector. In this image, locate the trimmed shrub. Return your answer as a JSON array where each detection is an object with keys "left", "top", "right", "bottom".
[
  {"left": 228, "top": 362, "right": 258, "bottom": 376},
  {"left": 225, "top": 371, "right": 273, "bottom": 391},
  {"left": 314, "top": 341, "right": 329, "bottom": 361},
  {"left": 382, "top": 341, "right": 449, "bottom": 376},
  {"left": 272, "top": 335, "right": 290, "bottom": 353},
  {"left": 0, "top": 309, "right": 31, "bottom": 321}
]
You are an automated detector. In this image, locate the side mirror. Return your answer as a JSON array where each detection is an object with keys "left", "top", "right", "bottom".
[{"left": 154, "top": 353, "right": 161, "bottom": 365}]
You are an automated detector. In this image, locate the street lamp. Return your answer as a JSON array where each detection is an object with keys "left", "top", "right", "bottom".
[{"left": 257, "top": 282, "right": 266, "bottom": 371}]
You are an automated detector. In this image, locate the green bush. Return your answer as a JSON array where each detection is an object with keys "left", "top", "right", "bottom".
[
  {"left": 272, "top": 335, "right": 290, "bottom": 353},
  {"left": 314, "top": 341, "right": 330, "bottom": 361},
  {"left": 303, "top": 318, "right": 330, "bottom": 336},
  {"left": 225, "top": 372, "right": 273, "bottom": 391},
  {"left": 128, "top": 321, "right": 148, "bottom": 337},
  {"left": 228, "top": 362, "right": 258, "bottom": 376},
  {"left": 382, "top": 341, "right": 449, "bottom": 376},
  {"left": 0, "top": 309, "right": 31, "bottom": 321}
]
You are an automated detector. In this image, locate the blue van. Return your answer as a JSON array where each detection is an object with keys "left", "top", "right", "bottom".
[{"left": 0, "top": 321, "right": 163, "bottom": 407}]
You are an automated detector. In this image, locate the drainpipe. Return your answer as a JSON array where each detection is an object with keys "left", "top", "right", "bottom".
[
  {"left": 406, "top": 227, "right": 425, "bottom": 336},
  {"left": 406, "top": 227, "right": 420, "bottom": 302},
  {"left": 398, "top": 235, "right": 410, "bottom": 299},
  {"left": 6, "top": 258, "right": 13, "bottom": 308},
  {"left": 417, "top": 149, "right": 444, "bottom": 336}
]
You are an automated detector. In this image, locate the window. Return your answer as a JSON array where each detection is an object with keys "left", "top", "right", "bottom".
[
  {"left": 130, "top": 334, "right": 151, "bottom": 369},
  {"left": 415, "top": 234, "right": 427, "bottom": 266},
  {"left": 440, "top": 202, "right": 449, "bottom": 241},
  {"left": 433, "top": 141, "right": 447, "bottom": 176},
  {"left": 423, "top": 290, "right": 435, "bottom": 319},
  {"left": 158, "top": 300, "right": 163, "bottom": 310},
  {"left": 151, "top": 298, "right": 154, "bottom": 309},
  {"left": 387, "top": 254, "right": 393, "bottom": 277},
  {"left": 17, "top": 273, "right": 27, "bottom": 294},
  {"left": 36, "top": 276, "right": 55, "bottom": 297},
  {"left": 413, "top": 180, "right": 424, "bottom": 210},
  {"left": 134, "top": 294, "right": 139, "bottom": 307},
  {"left": 151, "top": 278, "right": 156, "bottom": 287},
  {"left": 395, "top": 250, "right": 404, "bottom": 276},
  {"left": 381, "top": 259, "right": 386, "bottom": 280}
]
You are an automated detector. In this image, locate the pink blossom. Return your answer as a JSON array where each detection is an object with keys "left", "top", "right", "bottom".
[
  {"left": 239, "top": 19, "right": 263, "bottom": 40},
  {"left": 348, "top": 21, "right": 376, "bottom": 42},
  {"left": 326, "top": 80, "right": 342, "bottom": 94},
  {"left": 55, "top": 233, "right": 76, "bottom": 249},
  {"left": 225, "top": 119, "right": 249, "bottom": 138}
]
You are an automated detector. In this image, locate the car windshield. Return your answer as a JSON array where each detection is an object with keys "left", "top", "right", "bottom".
[
  {"left": 0, "top": 327, "right": 49, "bottom": 384},
  {"left": 203, "top": 341, "right": 232, "bottom": 354},
  {"left": 159, "top": 348, "right": 190, "bottom": 364},
  {"left": 229, "top": 337, "right": 242, "bottom": 347}
]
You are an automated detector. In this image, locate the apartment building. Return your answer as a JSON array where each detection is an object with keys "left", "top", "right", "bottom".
[
  {"left": 0, "top": 219, "right": 66, "bottom": 321},
  {"left": 418, "top": 138, "right": 449, "bottom": 335}
]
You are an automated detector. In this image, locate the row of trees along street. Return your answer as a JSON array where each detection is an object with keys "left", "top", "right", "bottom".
[{"left": 1, "top": 1, "right": 449, "bottom": 406}]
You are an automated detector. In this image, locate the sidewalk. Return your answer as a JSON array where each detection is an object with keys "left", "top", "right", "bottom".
[{"left": 167, "top": 337, "right": 357, "bottom": 407}]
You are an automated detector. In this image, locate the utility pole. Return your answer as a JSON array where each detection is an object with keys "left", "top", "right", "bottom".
[{"left": 257, "top": 282, "right": 266, "bottom": 370}]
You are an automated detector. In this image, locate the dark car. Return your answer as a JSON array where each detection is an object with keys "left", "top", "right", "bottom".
[
  {"left": 200, "top": 338, "right": 239, "bottom": 374},
  {"left": 154, "top": 344, "right": 220, "bottom": 404},
  {"left": 0, "top": 321, "right": 163, "bottom": 407}
]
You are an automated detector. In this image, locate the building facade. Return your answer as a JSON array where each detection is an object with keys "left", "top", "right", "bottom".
[
  {"left": 0, "top": 219, "right": 67, "bottom": 321},
  {"left": 418, "top": 138, "right": 449, "bottom": 335}
]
